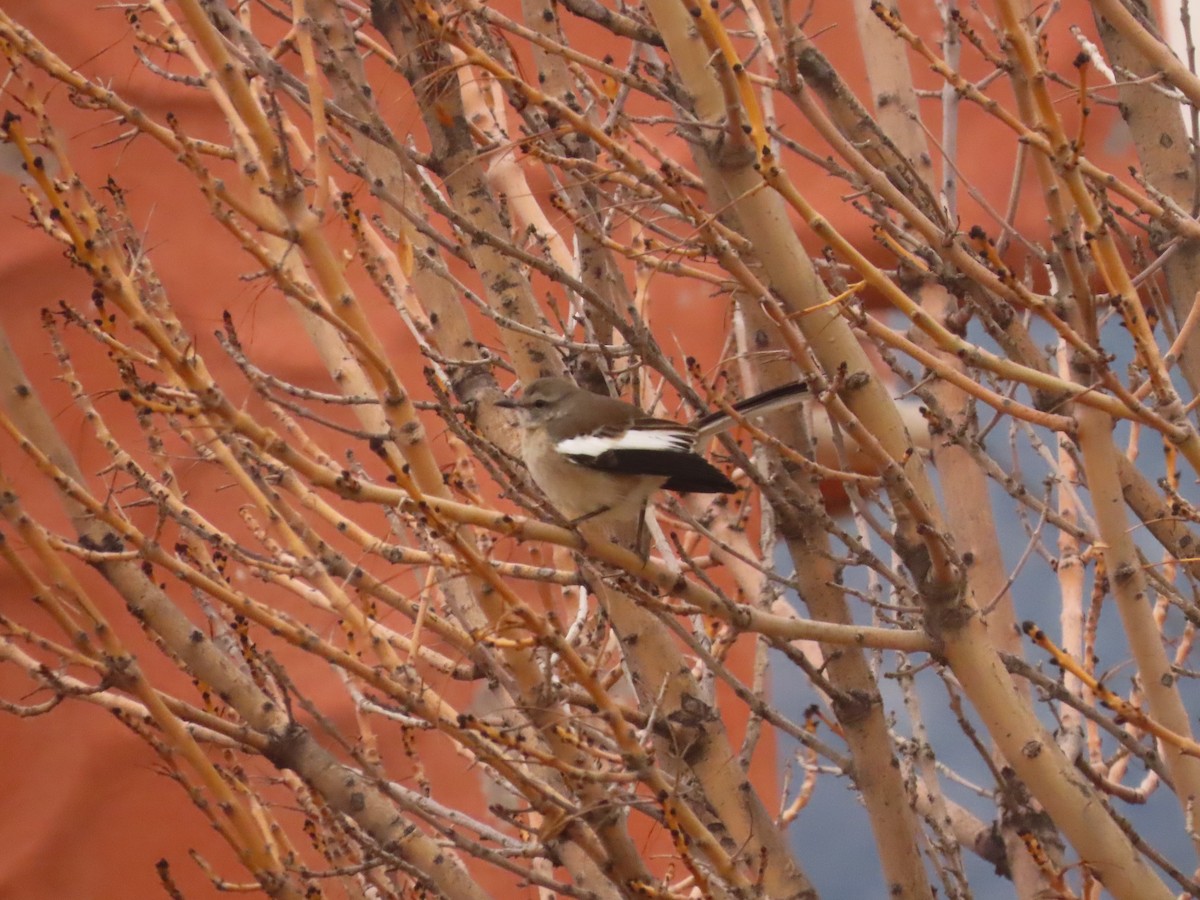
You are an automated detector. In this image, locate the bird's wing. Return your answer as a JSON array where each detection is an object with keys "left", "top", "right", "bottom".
[
  {"left": 556, "top": 419, "right": 735, "bottom": 494},
  {"left": 556, "top": 418, "right": 696, "bottom": 457}
]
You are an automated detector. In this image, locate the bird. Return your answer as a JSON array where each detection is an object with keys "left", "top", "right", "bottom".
[{"left": 497, "top": 376, "right": 807, "bottom": 547}]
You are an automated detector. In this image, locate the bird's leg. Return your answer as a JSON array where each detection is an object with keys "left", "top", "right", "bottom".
[
  {"left": 600, "top": 505, "right": 650, "bottom": 560},
  {"left": 634, "top": 509, "right": 650, "bottom": 560}
]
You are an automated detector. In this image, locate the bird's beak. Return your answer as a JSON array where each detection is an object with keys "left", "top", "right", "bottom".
[{"left": 495, "top": 396, "right": 520, "bottom": 409}]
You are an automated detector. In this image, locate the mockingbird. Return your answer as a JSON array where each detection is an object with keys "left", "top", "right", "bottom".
[{"left": 498, "top": 376, "right": 807, "bottom": 548}]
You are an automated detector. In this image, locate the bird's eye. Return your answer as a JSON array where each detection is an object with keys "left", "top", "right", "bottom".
[{"left": 531, "top": 399, "right": 549, "bottom": 409}]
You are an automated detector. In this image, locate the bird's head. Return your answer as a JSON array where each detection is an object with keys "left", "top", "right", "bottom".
[{"left": 496, "top": 377, "right": 579, "bottom": 428}]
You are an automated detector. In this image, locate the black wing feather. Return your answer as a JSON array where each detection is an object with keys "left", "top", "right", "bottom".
[{"left": 565, "top": 447, "right": 736, "bottom": 494}]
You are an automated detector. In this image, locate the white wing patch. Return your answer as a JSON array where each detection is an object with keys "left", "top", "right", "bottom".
[{"left": 557, "top": 427, "right": 694, "bottom": 459}]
